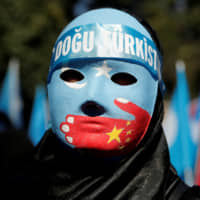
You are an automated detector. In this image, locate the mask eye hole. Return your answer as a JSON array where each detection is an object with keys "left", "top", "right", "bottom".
[
  {"left": 111, "top": 72, "right": 137, "bottom": 86},
  {"left": 60, "top": 69, "right": 84, "bottom": 82}
]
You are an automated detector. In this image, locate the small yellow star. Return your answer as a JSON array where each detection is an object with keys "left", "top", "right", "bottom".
[
  {"left": 119, "top": 145, "right": 125, "bottom": 150},
  {"left": 126, "top": 138, "right": 131, "bottom": 143},
  {"left": 126, "top": 121, "right": 131, "bottom": 126},
  {"left": 106, "top": 126, "right": 123, "bottom": 144},
  {"left": 127, "top": 130, "right": 132, "bottom": 135}
]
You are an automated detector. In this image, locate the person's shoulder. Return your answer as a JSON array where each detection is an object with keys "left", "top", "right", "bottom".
[
  {"left": 180, "top": 185, "right": 200, "bottom": 200},
  {"left": 166, "top": 166, "right": 200, "bottom": 200}
]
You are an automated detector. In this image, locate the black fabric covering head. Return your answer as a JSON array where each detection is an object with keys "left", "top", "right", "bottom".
[{"left": 33, "top": 90, "right": 171, "bottom": 200}]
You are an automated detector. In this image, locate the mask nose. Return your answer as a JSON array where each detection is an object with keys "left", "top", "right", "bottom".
[{"left": 81, "top": 101, "right": 106, "bottom": 117}]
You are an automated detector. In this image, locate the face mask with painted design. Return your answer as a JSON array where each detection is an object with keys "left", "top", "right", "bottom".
[{"left": 47, "top": 8, "right": 163, "bottom": 155}]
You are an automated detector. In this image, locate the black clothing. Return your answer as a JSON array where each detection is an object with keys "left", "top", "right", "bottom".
[
  {"left": 1, "top": 95, "right": 200, "bottom": 199},
  {"left": 0, "top": 129, "right": 33, "bottom": 165}
]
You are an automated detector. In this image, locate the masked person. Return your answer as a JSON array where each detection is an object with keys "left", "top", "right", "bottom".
[{"left": 2, "top": 8, "right": 200, "bottom": 200}]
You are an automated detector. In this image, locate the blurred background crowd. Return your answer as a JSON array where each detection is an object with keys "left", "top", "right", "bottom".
[{"left": 0, "top": 0, "right": 200, "bottom": 189}]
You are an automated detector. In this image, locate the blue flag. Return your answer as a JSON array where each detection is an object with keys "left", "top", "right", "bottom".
[
  {"left": 163, "top": 60, "right": 197, "bottom": 185},
  {"left": 0, "top": 58, "right": 24, "bottom": 130},
  {"left": 28, "top": 85, "right": 48, "bottom": 146}
]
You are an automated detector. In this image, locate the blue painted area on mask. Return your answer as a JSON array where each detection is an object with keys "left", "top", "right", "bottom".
[
  {"left": 48, "top": 8, "right": 164, "bottom": 94},
  {"left": 48, "top": 24, "right": 162, "bottom": 85},
  {"left": 47, "top": 59, "right": 158, "bottom": 147}
]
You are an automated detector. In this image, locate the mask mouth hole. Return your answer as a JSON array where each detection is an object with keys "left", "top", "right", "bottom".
[
  {"left": 111, "top": 72, "right": 137, "bottom": 86},
  {"left": 81, "top": 101, "right": 106, "bottom": 117},
  {"left": 60, "top": 69, "right": 84, "bottom": 82}
]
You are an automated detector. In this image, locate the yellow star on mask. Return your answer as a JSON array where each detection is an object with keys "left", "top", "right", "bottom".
[
  {"left": 119, "top": 145, "right": 125, "bottom": 150},
  {"left": 126, "top": 121, "right": 131, "bottom": 126},
  {"left": 106, "top": 126, "right": 123, "bottom": 144},
  {"left": 126, "top": 138, "right": 131, "bottom": 143}
]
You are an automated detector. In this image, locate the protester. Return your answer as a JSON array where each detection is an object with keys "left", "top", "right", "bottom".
[{"left": 2, "top": 8, "right": 200, "bottom": 200}]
